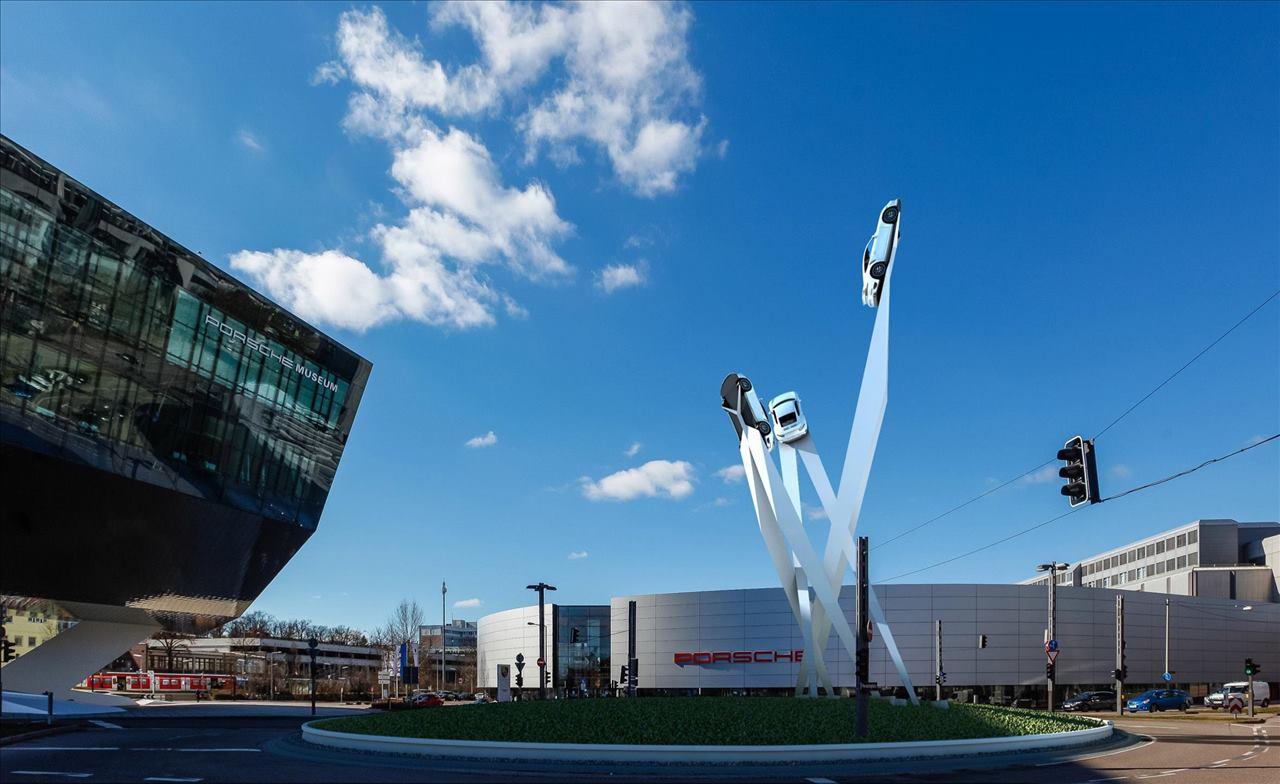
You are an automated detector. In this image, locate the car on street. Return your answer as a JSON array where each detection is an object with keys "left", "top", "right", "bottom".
[
  {"left": 1206, "top": 681, "right": 1271, "bottom": 709},
  {"left": 720, "top": 372, "right": 773, "bottom": 450},
  {"left": 1061, "top": 690, "right": 1116, "bottom": 712},
  {"left": 407, "top": 690, "right": 444, "bottom": 707},
  {"left": 768, "top": 391, "right": 808, "bottom": 444},
  {"left": 861, "top": 199, "right": 901, "bottom": 308},
  {"left": 1125, "top": 688, "right": 1192, "bottom": 712}
]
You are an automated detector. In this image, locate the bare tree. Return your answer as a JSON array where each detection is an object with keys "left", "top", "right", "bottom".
[
  {"left": 377, "top": 599, "right": 425, "bottom": 647},
  {"left": 151, "top": 631, "right": 191, "bottom": 672}
]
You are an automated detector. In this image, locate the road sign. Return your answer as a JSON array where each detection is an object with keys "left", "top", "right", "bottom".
[
  {"left": 537, "top": 657, "right": 546, "bottom": 668},
  {"left": 1047, "top": 650, "right": 1059, "bottom": 665},
  {"left": 1162, "top": 671, "right": 1172, "bottom": 682},
  {"left": 1045, "top": 639, "right": 1059, "bottom": 653},
  {"left": 377, "top": 673, "right": 391, "bottom": 684}
]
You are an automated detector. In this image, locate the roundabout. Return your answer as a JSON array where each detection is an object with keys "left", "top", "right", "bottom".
[{"left": 302, "top": 698, "right": 1112, "bottom": 764}]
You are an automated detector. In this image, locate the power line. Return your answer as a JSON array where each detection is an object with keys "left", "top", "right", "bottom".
[
  {"left": 880, "top": 433, "right": 1279, "bottom": 583},
  {"left": 1101, "top": 433, "right": 1278, "bottom": 502},
  {"left": 874, "top": 461, "right": 1053, "bottom": 550},
  {"left": 1092, "top": 288, "right": 1279, "bottom": 440},
  {"left": 871, "top": 289, "right": 1279, "bottom": 551}
]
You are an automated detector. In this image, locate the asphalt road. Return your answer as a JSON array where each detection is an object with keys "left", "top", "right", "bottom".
[{"left": 1, "top": 714, "right": 1273, "bottom": 783}]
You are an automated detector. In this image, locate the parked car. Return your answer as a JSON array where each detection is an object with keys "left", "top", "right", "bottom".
[
  {"left": 407, "top": 690, "right": 444, "bottom": 707},
  {"left": 720, "top": 372, "right": 773, "bottom": 450},
  {"left": 861, "top": 199, "right": 901, "bottom": 308},
  {"left": 1125, "top": 689, "right": 1192, "bottom": 713},
  {"left": 1061, "top": 690, "right": 1116, "bottom": 712},
  {"left": 1206, "top": 681, "right": 1271, "bottom": 709},
  {"left": 768, "top": 391, "right": 809, "bottom": 444},
  {"left": 473, "top": 692, "right": 491, "bottom": 704}
]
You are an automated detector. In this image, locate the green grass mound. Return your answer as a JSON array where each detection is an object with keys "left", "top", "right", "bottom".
[{"left": 313, "top": 698, "right": 1097, "bottom": 746}]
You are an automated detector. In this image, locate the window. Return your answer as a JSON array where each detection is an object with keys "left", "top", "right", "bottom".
[
  {"left": 1165, "top": 537, "right": 1176, "bottom": 551},
  {"left": 1188, "top": 529, "right": 1198, "bottom": 545},
  {"left": 1177, "top": 555, "right": 1187, "bottom": 569},
  {"left": 1188, "top": 552, "right": 1198, "bottom": 566},
  {"left": 1129, "top": 549, "right": 1138, "bottom": 561},
  {"left": 1156, "top": 540, "right": 1166, "bottom": 554},
  {"left": 1166, "top": 558, "right": 1176, "bottom": 572},
  {"left": 1127, "top": 569, "right": 1137, "bottom": 581},
  {"left": 1176, "top": 533, "right": 1187, "bottom": 548},
  {"left": 27, "top": 636, "right": 36, "bottom": 646},
  {"left": 1119, "top": 552, "right": 1127, "bottom": 566}
]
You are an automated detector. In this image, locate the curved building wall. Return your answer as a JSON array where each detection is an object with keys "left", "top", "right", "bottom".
[
  {"left": 608, "top": 584, "right": 1280, "bottom": 694},
  {"left": 477, "top": 605, "right": 557, "bottom": 689}
]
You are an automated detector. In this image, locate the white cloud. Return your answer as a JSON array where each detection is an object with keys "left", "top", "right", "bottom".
[
  {"left": 465, "top": 430, "right": 498, "bottom": 448},
  {"left": 453, "top": 598, "right": 483, "bottom": 608},
  {"left": 1110, "top": 464, "right": 1133, "bottom": 479},
  {"left": 1020, "top": 465, "right": 1059, "bottom": 485},
  {"left": 804, "top": 503, "right": 827, "bottom": 521},
  {"left": 625, "top": 442, "right": 642, "bottom": 457},
  {"left": 581, "top": 459, "right": 695, "bottom": 501},
  {"left": 233, "top": 2, "right": 708, "bottom": 331},
  {"left": 236, "top": 129, "right": 265, "bottom": 153},
  {"left": 568, "top": 550, "right": 589, "bottom": 560},
  {"left": 715, "top": 464, "right": 745, "bottom": 484},
  {"left": 715, "top": 138, "right": 729, "bottom": 159},
  {"left": 712, "top": 496, "right": 731, "bottom": 507},
  {"left": 597, "top": 263, "right": 646, "bottom": 293}
]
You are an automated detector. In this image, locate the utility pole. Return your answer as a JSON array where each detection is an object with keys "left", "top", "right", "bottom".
[
  {"left": 1163, "top": 598, "right": 1171, "bottom": 685},
  {"left": 934, "top": 619, "right": 943, "bottom": 701},
  {"left": 526, "top": 582, "right": 557, "bottom": 699},
  {"left": 855, "top": 536, "right": 870, "bottom": 737},
  {"left": 1115, "top": 594, "right": 1126, "bottom": 715},
  {"left": 1037, "top": 561, "right": 1065, "bottom": 712},
  {"left": 627, "top": 600, "right": 638, "bottom": 697},
  {"left": 441, "top": 581, "right": 447, "bottom": 692}
]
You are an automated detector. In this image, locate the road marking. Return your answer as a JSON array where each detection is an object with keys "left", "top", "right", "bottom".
[
  {"left": 4, "top": 748, "right": 119, "bottom": 752},
  {"left": 134, "top": 748, "right": 261, "bottom": 753},
  {"left": 1134, "top": 772, "right": 1179, "bottom": 780},
  {"left": 806, "top": 779, "right": 837, "bottom": 784},
  {"left": 87, "top": 721, "right": 121, "bottom": 730},
  {"left": 10, "top": 773, "right": 92, "bottom": 779},
  {"left": 1212, "top": 759, "right": 1231, "bottom": 765},
  {"left": 1086, "top": 778, "right": 1129, "bottom": 782},
  {"left": 1036, "top": 735, "right": 1155, "bottom": 766}
]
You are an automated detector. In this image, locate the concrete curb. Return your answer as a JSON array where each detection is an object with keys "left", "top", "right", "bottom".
[{"left": 301, "top": 718, "right": 1112, "bottom": 763}]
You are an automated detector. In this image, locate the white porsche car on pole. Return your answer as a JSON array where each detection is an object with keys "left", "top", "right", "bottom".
[{"left": 861, "top": 199, "right": 901, "bottom": 308}]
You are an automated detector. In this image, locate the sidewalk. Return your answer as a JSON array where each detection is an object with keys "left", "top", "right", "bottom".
[{"left": 125, "top": 698, "right": 372, "bottom": 718}]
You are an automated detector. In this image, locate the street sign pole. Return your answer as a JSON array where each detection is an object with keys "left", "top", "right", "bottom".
[
  {"left": 307, "top": 637, "right": 318, "bottom": 717},
  {"left": 934, "top": 619, "right": 943, "bottom": 701},
  {"left": 1115, "top": 594, "right": 1125, "bottom": 716}
]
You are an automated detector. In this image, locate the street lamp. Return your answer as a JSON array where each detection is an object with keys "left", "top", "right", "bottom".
[
  {"left": 526, "top": 582, "right": 557, "bottom": 699},
  {"left": 1036, "top": 562, "right": 1068, "bottom": 713}
]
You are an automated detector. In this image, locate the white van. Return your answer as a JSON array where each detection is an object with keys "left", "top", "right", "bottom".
[{"left": 1205, "top": 681, "right": 1271, "bottom": 708}]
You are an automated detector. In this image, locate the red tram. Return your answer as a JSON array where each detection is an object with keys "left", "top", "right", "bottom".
[{"left": 80, "top": 671, "right": 228, "bottom": 693}]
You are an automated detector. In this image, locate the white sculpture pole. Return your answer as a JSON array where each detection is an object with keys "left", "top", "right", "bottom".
[{"left": 728, "top": 200, "right": 919, "bottom": 704}]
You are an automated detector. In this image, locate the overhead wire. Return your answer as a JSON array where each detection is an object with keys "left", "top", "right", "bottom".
[
  {"left": 870, "top": 288, "right": 1280, "bottom": 551},
  {"left": 879, "top": 433, "right": 1280, "bottom": 582}
]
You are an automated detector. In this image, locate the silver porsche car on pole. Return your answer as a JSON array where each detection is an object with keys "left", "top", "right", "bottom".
[{"left": 861, "top": 199, "right": 901, "bottom": 308}]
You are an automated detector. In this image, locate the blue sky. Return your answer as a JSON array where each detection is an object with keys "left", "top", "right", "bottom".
[{"left": 3, "top": 1, "right": 1277, "bottom": 631}]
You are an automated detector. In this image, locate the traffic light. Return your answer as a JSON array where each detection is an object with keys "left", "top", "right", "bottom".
[
  {"left": 1046, "top": 662, "right": 1056, "bottom": 681},
  {"left": 543, "top": 670, "right": 550, "bottom": 685},
  {"left": 1, "top": 627, "right": 15, "bottom": 663},
  {"left": 1112, "top": 668, "right": 1123, "bottom": 680},
  {"left": 977, "top": 634, "right": 988, "bottom": 649},
  {"left": 855, "top": 647, "right": 869, "bottom": 686},
  {"left": 570, "top": 627, "right": 580, "bottom": 643},
  {"left": 1057, "top": 435, "right": 1100, "bottom": 507},
  {"left": 516, "top": 673, "right": 524, "bottom": 688},
  {"left": 1245, "top": 658, "right": 1261, "bottom": 677},
  {"left": 934, "top": 672, "right": 946, "bottom": 686},
  {"left": 619, "top": 665, "right": 629, "bottom": 686}
]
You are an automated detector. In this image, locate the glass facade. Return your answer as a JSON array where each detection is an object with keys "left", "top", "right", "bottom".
[
  {"left": 553, "top": 605, "right": 610, "bottom": 697},
  {"left": 0, "top": 181, "right": 364, "bottom": 528},
  {"left": 0, "top": 134, "right": 371, "bottom": 627}
]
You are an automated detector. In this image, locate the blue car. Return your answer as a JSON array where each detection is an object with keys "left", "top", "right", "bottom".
[{"left": 1126, "top": 688, "right": 1192, "bottom": 712}]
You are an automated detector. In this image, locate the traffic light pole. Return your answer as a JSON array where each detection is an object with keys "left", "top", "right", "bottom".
[
  {"left": 934, "top": 619, "right": 943, "bottom": 701},
  {"left": 1115, "top": 594, "right": 1125, "bottom": 715},
  {"left": 1047, "top": 569, "right": 1056, "bottom": 713},
  {"left": 627, "top": 600, "right": 638, "bottom": 698},
  {"left": 855, "top": 536, "right": 870, "bottom": 738}
]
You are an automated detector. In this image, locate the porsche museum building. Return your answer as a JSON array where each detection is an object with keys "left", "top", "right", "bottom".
[
  {"left": 0, "top": 135, "right": 371, "bottom": 698},
  {"left": 479, "top": 520, "right": 1280, "bottom": 703}
]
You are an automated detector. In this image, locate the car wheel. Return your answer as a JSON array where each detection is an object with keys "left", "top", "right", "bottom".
[
  {"left": 737, "top": 377, "right": 752, "bottom": 392},
  {"left": 756, "top": 421, "right": 771, "bottom": 436},
  {"left": 869, "top": 261, "right": 887, "bottom": 279},
  {"left": 881, "top": 205, "right": 899, "bottom": 224},
  {"left": 1263, "top": 699, "right": 1270, "bottom": 708}
]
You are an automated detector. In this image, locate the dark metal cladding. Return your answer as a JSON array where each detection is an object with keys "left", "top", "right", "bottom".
[{"left": 0, "top": 134, "right": 372, "bottom": 632}]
